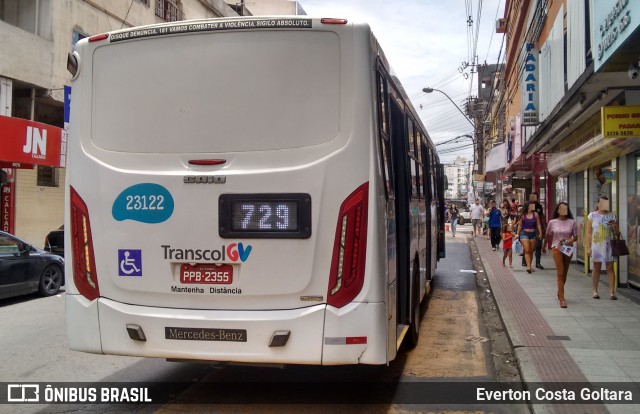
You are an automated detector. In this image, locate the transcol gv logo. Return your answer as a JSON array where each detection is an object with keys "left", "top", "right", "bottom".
[
  {"left": 226, "top": 243, "right": 252, "bottom": 262},
  {"left": 22, "top": 126, "right": 47, "bottom": 160},
  {"left": 161, "top": 242, "right": 252, "bottom": 262}
]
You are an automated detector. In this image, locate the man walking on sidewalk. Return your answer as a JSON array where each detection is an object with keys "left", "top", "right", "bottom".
[
  {"left": 487, "top": 200, "right": 502, "bottom": 250},
  {"left": 470, "top": 199, "right": 485, "bottom": 238},
  {"left": 521, "top": 192, "right": 547, "bottom": 269}
]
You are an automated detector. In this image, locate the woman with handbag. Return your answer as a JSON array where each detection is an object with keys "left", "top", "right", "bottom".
[
  {"left": 450, "top": 205, "right": 459, "bottom": 238},
  {"left": 586, "top": 196, "right": 619, "bottom": 300},
  {"left": 546, "top": 202, "right": 578, "bottom": 308}
]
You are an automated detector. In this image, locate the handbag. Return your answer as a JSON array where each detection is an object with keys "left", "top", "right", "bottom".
[
  {"left": 611, "top": 235, "right": 629, "bottom": 257},
  {"left": 513, "top": 239, "right": 523, "bottom": 254}
]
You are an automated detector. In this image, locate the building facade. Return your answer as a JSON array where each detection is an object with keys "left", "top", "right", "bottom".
[
  {"left": 224, "top": 0, "right": 306, "bottom": 16},
  {"left": 0, "top": 0, "right": 302, "bottom": 247},
  {"left": 444, "top": 156, "right": 471, "bottom": 199},
  {"left": 496, "top": 0, "right": 640, "bottom": 289}
]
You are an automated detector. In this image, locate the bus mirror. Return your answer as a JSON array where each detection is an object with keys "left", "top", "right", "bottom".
[{"left": 67, "top": 52, "right": 79, "bottom": 77}]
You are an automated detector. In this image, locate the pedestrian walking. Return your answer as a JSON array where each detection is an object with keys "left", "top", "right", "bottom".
[
  {"left": 532, "top": 192, "right": 547, "bottom": 268},
  {"left": 450, "top": 205, "right": 459, "bottom": 238},
  {"left": 546, "top": 202, "right": 578, "bottom": 308},
  {"left": 516, "top": 201, "right": 543, "bottom": 273},
  {"left": 502, "top": 223, "right": 514, "bottom": 267},
  {"left": 521, "top": 192, "right": 547, "bottom": 269},
  {"left": 469, "top": 199, "right": 485, "bottom": 238},
  {"left": 483, "top": 202, "right": 491, "bottom": 239},
  {"left": 586, "top": 196, "right": 619, "bottom": 300},
  {"left": 509, "top": 198, "right": 518, "bottom": 221},
  {"left": 487, "top": 200, "right": 502, "bottom": 250},
  {"left": 499, "top": 200, "right": 510, "bottom": 228}
]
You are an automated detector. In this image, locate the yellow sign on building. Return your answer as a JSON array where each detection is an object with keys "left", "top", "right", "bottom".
[{"left": 601, "top": 106, "right": 640, "bottom": 138}]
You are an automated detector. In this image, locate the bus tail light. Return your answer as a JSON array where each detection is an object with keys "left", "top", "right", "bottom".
[
  {"left": 70, "top": 187, "right": 100, "bottom": 301},
  {"left": 89, "top": 33, "right": 109, "bottom": 42},
  {"left": 327, "top": 183, "right": 368, "bottom": 308}
]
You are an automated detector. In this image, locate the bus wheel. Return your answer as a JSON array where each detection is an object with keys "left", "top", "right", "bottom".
[{"left": 405, "top": 268, "right": 421, "bottom": 349}]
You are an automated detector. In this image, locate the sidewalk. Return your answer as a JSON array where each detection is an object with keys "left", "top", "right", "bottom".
[{"left": 470, "top": 232, "right": 640, "bottom": 414}]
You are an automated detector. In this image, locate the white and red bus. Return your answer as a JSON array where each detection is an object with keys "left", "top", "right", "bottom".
[{"left": 65, "top": 16, "right": 446, "bottom": 365}]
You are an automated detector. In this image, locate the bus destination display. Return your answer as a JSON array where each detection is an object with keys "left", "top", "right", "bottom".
[
  {"left": 231, "top": 201, "right": 298, "bottom": 231},
  {"left": 219, "top": 194, "right": 312, "bottom": 239}
]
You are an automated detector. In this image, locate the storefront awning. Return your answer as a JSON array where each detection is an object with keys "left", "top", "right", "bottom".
[
  {"left": 547, "top": 134, "right": 640, "bottom": 176},
  {"left": 504, "top": 153, "right": 547, "bottom": 175},
  {"left": 0, "top": 115, "right": 66, "bottom": 168}
]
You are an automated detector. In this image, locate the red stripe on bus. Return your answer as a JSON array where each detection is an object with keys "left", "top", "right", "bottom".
[{"left": 345, "top": 336, "right": 367, "bottom": 345}]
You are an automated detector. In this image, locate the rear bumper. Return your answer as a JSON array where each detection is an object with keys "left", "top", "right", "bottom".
[{"left": 66, "top": 294, "right": 388, "bottom": 365}]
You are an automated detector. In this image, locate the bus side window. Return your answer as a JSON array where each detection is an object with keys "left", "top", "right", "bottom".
[
  {"left": 376, "top": 72, "right": 393, "bottom": 198},
  {"left": 430, "top": 153, "right": 437, "bottom": 200},
  {"left": 417, "top": 134, "right": 424, "bottom": 199},
  {"left": 377, "top": 74, "right": 388, "bottom": 136},
  {"left": 422, "top": 144, "right": 431, "bottom": 200},
  {"left": 407, "top": 116, "right": 418, "bottom": 198}
]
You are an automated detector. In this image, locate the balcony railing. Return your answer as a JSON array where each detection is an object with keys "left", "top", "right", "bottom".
[{"left": 156, "top": 0, "right": 185, "bottom": 22}]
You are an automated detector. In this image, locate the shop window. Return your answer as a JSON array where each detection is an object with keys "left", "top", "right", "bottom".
[
  {"left": 556, "top": 177, "right": 567, "bottom": 204},
  {"left": 576, "top": 171, "right": 584, "bottom": 217},
  {"left": 629, "top": 157, "right": 640, "bottom": 287},
  {"left": 37, "top": 166, "right": 58, "bottom": 187}
]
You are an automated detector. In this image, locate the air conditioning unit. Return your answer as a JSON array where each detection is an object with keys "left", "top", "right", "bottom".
[{"left": 496, "top": 18, "right": 507, "bottom": 33}]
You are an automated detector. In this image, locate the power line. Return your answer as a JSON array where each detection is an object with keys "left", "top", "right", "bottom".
[
  {"left": 483, "top": 0, "right": 503, "bottom": 64},
  {"left": 435, "top": 134, "right": 473, "bottom": 146},
  {"left": 468, "top": 0, "right": 484, "bottom": 97},
  {"left": 121, "top": 0, "right": 135, "bottom": 29},
  {"left": 438, "top": 143, "right": 476, "bottom": 154}
]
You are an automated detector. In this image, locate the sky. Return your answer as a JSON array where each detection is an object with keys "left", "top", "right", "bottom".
[{"left": 298, "top": 0, "right": 506, "bottom": 164}]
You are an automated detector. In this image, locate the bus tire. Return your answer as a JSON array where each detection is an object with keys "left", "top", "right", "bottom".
[{"left": 405, "top": 266, "right": 421, "bottom": 349}]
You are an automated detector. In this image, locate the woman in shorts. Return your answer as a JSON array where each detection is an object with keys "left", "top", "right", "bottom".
[{"left": 515, "top": 201, "right": 543, "bottom": 273}]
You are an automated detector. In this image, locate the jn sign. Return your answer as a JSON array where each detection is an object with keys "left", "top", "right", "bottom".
[{"left": 0, "top": 115, "right": 65, "bottom": 168}]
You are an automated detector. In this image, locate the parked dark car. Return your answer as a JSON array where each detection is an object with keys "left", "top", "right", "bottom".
[
  {"left": 0, "top": 231, "right": 65, "bottom": 300},
  {"left": 44, "top": 225, "right": 64, "bottom": 257}
]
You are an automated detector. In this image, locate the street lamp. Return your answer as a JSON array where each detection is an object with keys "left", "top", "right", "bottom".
[
  {"left": 423, "top": 86, "right": 480, "bottom": 200},
  {"left": 422, "top": 87, "right": 475, "bottom": 132}
]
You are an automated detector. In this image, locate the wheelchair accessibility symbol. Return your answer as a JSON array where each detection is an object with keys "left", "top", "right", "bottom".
[{"left": 118, "top": 250, "right": 142, "bottom": 276}]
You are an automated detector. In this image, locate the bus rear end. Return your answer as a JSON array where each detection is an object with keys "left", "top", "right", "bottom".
[{"left": 65, "top": 17, "right": 389, "bottom": 365}]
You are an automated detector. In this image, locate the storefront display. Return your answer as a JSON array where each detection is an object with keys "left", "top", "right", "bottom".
[{"left": 626, "top": 156, "right": 640, "bottom": 288}]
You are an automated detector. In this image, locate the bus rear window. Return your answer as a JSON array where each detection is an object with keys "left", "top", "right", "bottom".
[{"left": 91, "top": 31, "right": 340, "bottom": 153}]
